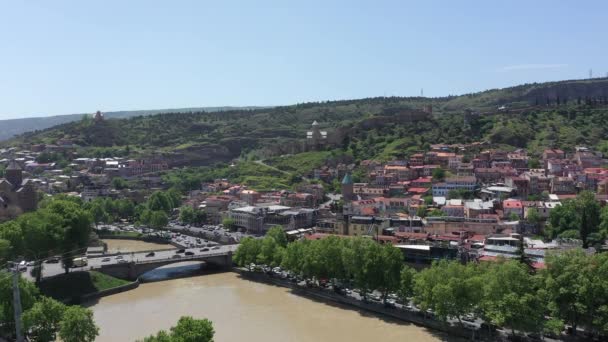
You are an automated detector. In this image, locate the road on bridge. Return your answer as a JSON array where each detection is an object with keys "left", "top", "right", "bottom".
[{"left": 30, "top": 244, "right": 239, "bottom": 279}]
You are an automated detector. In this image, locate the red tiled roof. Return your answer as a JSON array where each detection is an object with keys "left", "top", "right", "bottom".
[
  {"left": 408, "top": 187, "right": 429, "bottom": 194},
  {"left": 478, "top": 255, "right": 498, "bottom": 262},
  {"left": 394, "top": 232, "right": 429, "bottom": 240},
  {"left": 469, "top": 234, "right": 486, "bottom": 242},
  {"left": 503, "top": 200, "right": 522, "bottom": 208}
]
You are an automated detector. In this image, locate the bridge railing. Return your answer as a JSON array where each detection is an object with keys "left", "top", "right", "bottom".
[{"left": 126, "top": 251, "right": 232, "bottom": 266}]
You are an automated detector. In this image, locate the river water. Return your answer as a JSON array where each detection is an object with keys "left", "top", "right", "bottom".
[
  {"left": 90, "top": 271, "right": 445, "bottom": 342},
  {"left": 102, "top": 239, "right": 174, "bottom": 254},
  {"left": 91, "top": 239, "right": 445, "bottom": 341}
]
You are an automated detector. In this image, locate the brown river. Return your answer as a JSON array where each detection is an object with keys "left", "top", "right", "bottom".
[
  {"left": 90, "top": 240, "right": 446, "bottom": 342},
  {"left": 102, "top": 239, "right": 174, "bottom": 254}
]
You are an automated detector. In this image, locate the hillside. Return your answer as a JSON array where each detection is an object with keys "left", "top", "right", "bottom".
[
  {"left": 0, "top": 106, "right": 269, "bottom": 141},
  {"left": 4, "top": 78, "right": 608, "bottom": 169}
]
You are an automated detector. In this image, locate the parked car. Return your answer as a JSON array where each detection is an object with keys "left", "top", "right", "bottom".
[
  {"left": 115, "top": 255, "right": 124, "bottom": 260},
  {"left": 200, "top": 248, "right": 210, "bottom": 252},
  {"left": 212, "top": 246, "right": 220, "bottom": 250},
  {"left": 45, "top": 257, "right": 60, "bottom": 264},
  {"left": 117, "top": 259, "right": 128, "bottom": 264},
  {"left": 185, "top": 251, "right": 194, "bottom": 256},
  {"left": 172, "top": 254, "right": 182, "bottom": 259},
  {"left": 102, "top": 257, "right": 111, "bottom": 262},
  {"left": 176, "top": 249, "right": 185, "bottom": 254},
  {"left": 145, "top": 252, "right": 155, "bottom": 257}
]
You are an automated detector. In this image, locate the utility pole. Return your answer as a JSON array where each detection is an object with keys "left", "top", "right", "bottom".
[{"left": 11, "top": 262, "right": 24, "bottom": 342}]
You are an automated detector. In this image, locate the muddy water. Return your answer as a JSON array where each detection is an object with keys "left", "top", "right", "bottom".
[
  {"left": 90, "top": 272, "right": 443, "bottom": 342},
  {"left": 102, "top": 239, "right": 174, "bottom": 253}
]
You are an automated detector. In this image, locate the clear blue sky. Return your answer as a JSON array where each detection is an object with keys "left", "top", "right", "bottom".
[{"left": 0, "top": 0, "right": 606, "bottom": 119}]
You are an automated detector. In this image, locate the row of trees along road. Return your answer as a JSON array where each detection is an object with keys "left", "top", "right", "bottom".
[
  {"left": 0, "top": 195, "right": 93, "bottom": 280},
  {"left": 85, "top": 189, "right": 181, "bottom": 230},
  {"left": 235, "top": 228, "right": 608, "bottom": 338},
  {"left": 0, "top": 273, "right": 98, "bottom": 342}
]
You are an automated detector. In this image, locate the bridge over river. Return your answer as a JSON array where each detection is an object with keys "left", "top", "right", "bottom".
[{"left": 38, "top": 244, "right": 239, "bottom": 280}]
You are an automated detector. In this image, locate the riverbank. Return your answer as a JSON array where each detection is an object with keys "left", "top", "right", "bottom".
[
  {"left": 235, "top": 268, "right": 490, "bottom": 341},
  {"left": 39, "top": 271, "right": 139, "bottom": 304},
  {"left": 89, "top": 272, "right": 445, "bottom": 342}
]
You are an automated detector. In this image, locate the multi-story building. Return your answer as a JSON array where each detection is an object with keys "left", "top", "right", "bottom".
[
  {"left": 503, "top": 200, "right": 523, "bottom": 219},
  {"left": 550, "top": 177, "right": 575, "bottom": 194},
  {"left": 432, "top": 176, "right": 477, "bottom": 197},
  {"left": 0, "top": 161, "right": 38, "bottom": 221}
]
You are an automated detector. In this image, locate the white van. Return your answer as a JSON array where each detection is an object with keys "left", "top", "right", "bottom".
[{"left": 72, "top": 257, "right": 88, "bottom": 267}]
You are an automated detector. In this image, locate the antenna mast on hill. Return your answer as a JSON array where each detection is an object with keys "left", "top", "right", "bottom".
[
  {"left": 589, "top": 69, "right": 593, "bottom": 79},
  {"left": 421, "top": 88, "right": 424, "bottom": 97}
]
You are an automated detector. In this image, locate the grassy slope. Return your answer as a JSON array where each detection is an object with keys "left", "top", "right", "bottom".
[
  {"left": 267, "top": 151, "right": 333, "bottom": 175},
  {"left": 39, "top": 271, "right": 130, "bottom": 300}
]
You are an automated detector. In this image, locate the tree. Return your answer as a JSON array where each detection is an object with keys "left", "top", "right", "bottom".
[
  {"left": 140, "top": 316, "right": 214, "bottom": 342},
  {"left": 398, "top": 266, "right": 416, "bottom": 303},
  {"left": 416, "top": 205, "right": 427, "bottom": 218},
  {"left": 0, "top": 272, "right": 40, "bottom": 337},
  {"left": 544, "top": 249, "right": 597, "bottom": 335},
  {"left": 266, "top": 226, "right": 288, "bottom": 248},
  {"left": 547, "top": 192, "right": 600, "bottom": 247},
  {"left": 526, "top": 207, "right": 541, "bottom": 227},
  {"left": 149, "top": 211, "right": 169, "bottom": 230},
  {"left": 111, "top": 177, "right": 129, "bottom": 190},
  {"left": 233, "top": 237, "right": 263, "bottom": 269},
  {"left": 43, "top": 200, "right": 93, "bottom": 273},
  {"left": 481, "top": 260, "right": 546, "bottom": 336},
  {"left": 448, "top": 188, "right": 474, "bottom": 200},
  {"left": 432, "top": 168, "right": 445, "bottom": 181},
  {"left": 377, "top": 244, "right": 405, "bottom": 301},
  {"left": 577, "top": 191, "right": 600, "bottom": 248},
  {"left": 281, "top": 239, "right": 308, "bottom": 274},
  {"left": 528, "top": 158, "right": 541, "bottom": 169},
  {"left": 147, "top": 191, "right": 175, "bottom": 214},
  {"left": 422, "top": 195, "right": 434, "bottom": 205},
  {"left": 508, "top": 212, "right": 520, "bottom": 222},
  {"left": 22, "top": 296, "right": 67, "bottom": 342},
  {"left": 413, "top": 261, "right": 482, "bottom": 324},
  {"left": 427, "top": 209, "right": 446, "bottom": 217},
  {"left": 222, "top": 218, "right": 236, "bottom": 231},
  {"left": 89, "top": 201, "right": 110, "bottom": 226},
  {"left": 179, "top": 206, "right": 196, "bottom": 224},
  {"left": 257, "top": 236, "right": 280, "bottom": 267},
  {"left": 58, "top": 306, "right": 99, "bottom": 342}
]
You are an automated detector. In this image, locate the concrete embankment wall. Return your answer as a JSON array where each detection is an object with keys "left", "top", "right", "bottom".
[
  {"left": 69, "top": 280, "right": 140, "bottom": 304},
  {"left": 235, "top": 269, "right": 486, "bottom": 341}
]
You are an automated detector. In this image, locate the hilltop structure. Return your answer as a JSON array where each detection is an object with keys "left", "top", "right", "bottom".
[
  {"left": 94, "top": 110, "right": 104, "bottom": 123},
  {"left": 0, "top": 160, "right": 38, "bottom": 221},
  {"left": 306, "top": 121, "right": 328, "bottom": 150}
]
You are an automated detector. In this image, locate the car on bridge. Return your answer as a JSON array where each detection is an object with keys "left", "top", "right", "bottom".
[
  {"left": 200, "top": 248, "right": 209, "bottom": 252},
  {"left": 176, "top": 249, "right": 185, "bottom": 254},
  {"left": 185, "top": 251, "right": 194, "bottom": 256},
  {"left": 146, "top": 252, "right": 155, "bottom": 257}
]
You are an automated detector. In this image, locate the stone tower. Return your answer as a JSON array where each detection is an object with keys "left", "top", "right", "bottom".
[
  {"left": 341, "top": 172, "right": 354, "bottom": 202},
  {"left": 94, "top": 110, "right": 104, "bottom": 123},
  {"left": 311, "top": 120, "right": 322, "bottom": 141},
  {"left": 5, "top": 160, "right": 22, "bottom": 188}
]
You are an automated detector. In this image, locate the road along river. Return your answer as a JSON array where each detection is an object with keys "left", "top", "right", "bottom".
[{"left": 88, "top": 270, "right": 447, "bottom": 342}]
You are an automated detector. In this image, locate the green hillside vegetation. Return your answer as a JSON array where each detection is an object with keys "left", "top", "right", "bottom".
[
  {"left": 163, "top": 161, "right": 295, "bottom": 192},
  {"left": 5, "top": 78, "right": 608, "bottom": 184}
]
